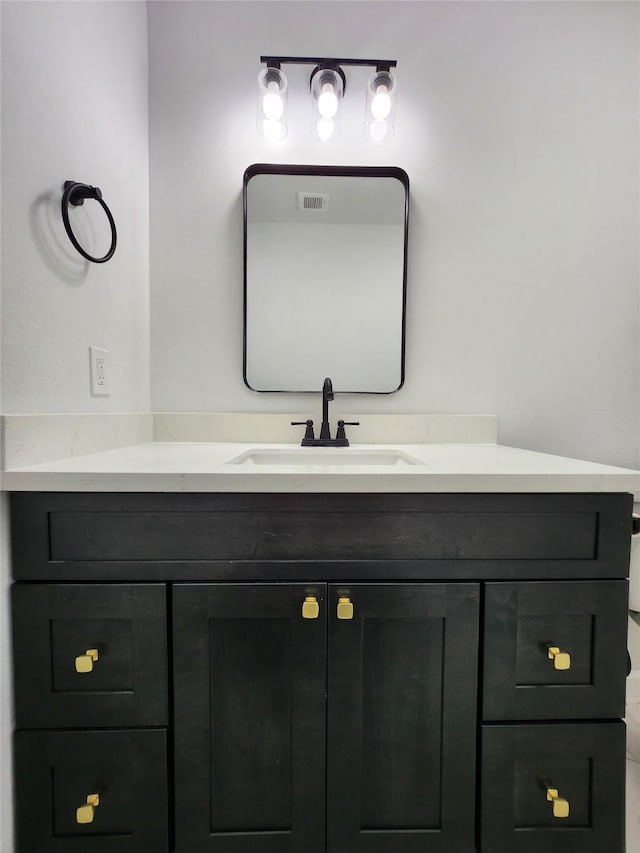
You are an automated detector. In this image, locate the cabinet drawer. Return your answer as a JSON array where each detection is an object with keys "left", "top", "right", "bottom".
[
  {"left": 483, "top": 581, "right": 628, "bottom": 720},
  {"left": 10, "top": 492, "right": 633, "bottom": 581},
  {"left": 481, "top": 721, "right": 625, "bottom": 853},
  {"left": 12, "top": 584, "right": 167, "bottom": 728},
  {"left": 14, "top": 728, "right": 168, "bottom": 853}
]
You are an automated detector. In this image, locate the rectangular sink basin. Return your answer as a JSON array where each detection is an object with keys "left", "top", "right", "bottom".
[{"left": 228, "top": 448, "right": 422, "bottom": 467}]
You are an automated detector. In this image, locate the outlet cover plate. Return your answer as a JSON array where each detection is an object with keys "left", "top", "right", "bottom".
[{"left": 89, "top": 346, "right": 110, "bottom": 396}]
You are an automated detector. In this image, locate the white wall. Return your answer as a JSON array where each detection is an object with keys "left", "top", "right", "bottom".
[
  {"left": 0, "top": 4, "right": 149, "bottom": 850},
  {"left": 149, "top": 0, "right": 639, "bottom": 470},
  {"left": 1, "top": 0, "right": 150, "bottom": 414}
]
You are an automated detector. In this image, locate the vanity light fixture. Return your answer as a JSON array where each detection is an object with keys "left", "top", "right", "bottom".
[{"left": 259, "top": 56, "right": 397, "bottom": 142}]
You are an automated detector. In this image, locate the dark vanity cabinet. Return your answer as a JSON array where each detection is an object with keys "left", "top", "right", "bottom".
[{"left": 9, "top": 492, "right": 633, "bottom": 853}]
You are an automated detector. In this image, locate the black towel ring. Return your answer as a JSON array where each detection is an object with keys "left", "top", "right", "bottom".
[{"left": 61, "top": 181, "right": 117, "bottom": 264}]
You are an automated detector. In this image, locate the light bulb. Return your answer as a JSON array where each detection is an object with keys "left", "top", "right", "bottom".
[
  {"left": 371, "top": 85, "right": 392, "bottom": 120},
  {"left": 318, "top": 84, "right": 338, "bottom": 119},
  {"left": 263, "top": 82, "right": 284, "bottom": 121}
]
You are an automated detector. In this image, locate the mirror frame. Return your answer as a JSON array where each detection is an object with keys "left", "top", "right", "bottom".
[{"left": 242, "top": 163, "right": 410, "bottom": 393}]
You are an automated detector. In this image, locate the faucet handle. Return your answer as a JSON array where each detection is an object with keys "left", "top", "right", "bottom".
[
  {"left": 335, "top": 420, "right": 359, "bottom": 443},
  {"left": 291, "top": 419, "right": 315, "bottom": 442}
]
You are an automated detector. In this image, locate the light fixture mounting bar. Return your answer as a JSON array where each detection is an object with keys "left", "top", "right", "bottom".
[{"left": 261, "top": 56, "right": 397, "bottom": 72}]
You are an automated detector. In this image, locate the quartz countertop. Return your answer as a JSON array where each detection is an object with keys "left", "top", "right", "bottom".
[{"left": 3, "top": 440, "right": 640, "bottom": 494}]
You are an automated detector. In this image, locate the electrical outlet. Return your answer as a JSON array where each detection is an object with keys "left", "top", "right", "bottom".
[{"left": 89, "top": 346, "right": 110, "bottom": 396}]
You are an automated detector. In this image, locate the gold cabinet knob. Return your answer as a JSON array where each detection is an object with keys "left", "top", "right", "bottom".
[
  {"left": 75, "top": 648, "right": 99, "bottom": 673},
  {"left": 76, "top": 793, "right": 100, "bottom": 824},
  {"left": 337, "top": 596, "right": 354, "bottom": 620},
  {"left": 547, "top": 646, "right": 571, "bottom": 670},
  {"left": 302, "top": 596, "right": 320, "bottom": 619},
  {"left": 546, "top": 788, "right": 569, "bottom": 818}
]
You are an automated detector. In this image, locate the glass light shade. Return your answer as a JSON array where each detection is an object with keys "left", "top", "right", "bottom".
[
  {"left": 364, "top": 69, "right": 396, "bottom": 143},
  {"left": 311, "top": 67, "right": 343, "bottom": 141},
  {"left": 257, "top": 67, "right": 288, "bottom": 140}
]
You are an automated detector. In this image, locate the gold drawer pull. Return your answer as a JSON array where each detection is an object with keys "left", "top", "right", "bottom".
[
  {"left": 337, "top": 596, "right": 354, "bottom": 620},
  {"left": 302, "top": 596, "right": 320, "bottom": 619},
  {"left": 75, "top": 649, "right": 99, "bottom": 673},
  {"left": 546, "top": 788, "right": 569, "bottom": 818},
  {"left": 547, "top": 646, "right": 571, "bottom": 670},
  {"left": 76, "top": 793, "right": 100, "bottom": 824}
]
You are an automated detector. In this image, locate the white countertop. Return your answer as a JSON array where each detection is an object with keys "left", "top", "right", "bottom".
[{"left": 3, "top": 440, "right": 640, "bottom": 493}]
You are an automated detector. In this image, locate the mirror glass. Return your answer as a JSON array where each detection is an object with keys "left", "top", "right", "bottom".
[{"left": 243, "top": 165, "right": 409, "bottom": 393}]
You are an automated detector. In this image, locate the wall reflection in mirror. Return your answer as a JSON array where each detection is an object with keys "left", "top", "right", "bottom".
[{"left": 243, "top": 165, "right": 409, "bottom": 393}]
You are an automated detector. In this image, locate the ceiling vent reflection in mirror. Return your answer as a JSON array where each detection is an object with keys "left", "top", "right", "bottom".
[
  {"left": 298, "top": 192, "right": 329, "bottom": 211},
  {"left": 257, "top": 56, "right": 397, "bottom": 143}
]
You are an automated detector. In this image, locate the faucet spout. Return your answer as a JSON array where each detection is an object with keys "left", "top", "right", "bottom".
[{"left": 320, "top": 377, "right": 334, "bottom": 440}]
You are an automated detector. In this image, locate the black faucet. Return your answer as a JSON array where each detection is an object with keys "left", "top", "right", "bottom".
[
  {"left": 291, "top": 377, "right": 359, "bottom": 447},
  {"left": 320, "top": 377, "right": 334, "bottom": 440}
]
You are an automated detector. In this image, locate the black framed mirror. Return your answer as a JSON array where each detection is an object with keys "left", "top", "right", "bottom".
[{"left": 243, "top": 164, "right": 409, "bottom": 393}]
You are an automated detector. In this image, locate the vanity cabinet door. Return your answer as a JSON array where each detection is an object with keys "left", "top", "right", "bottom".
[
  {"left": 173, "top": 583, "right": 327, "bottom": 853},
  {"left": 327, "top": 583, "right": 480, "bottom": 853}
]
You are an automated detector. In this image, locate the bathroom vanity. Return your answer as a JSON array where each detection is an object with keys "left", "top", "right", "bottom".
[{"left": 5, "top": 427, "right": 639, "bottom": 853}]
